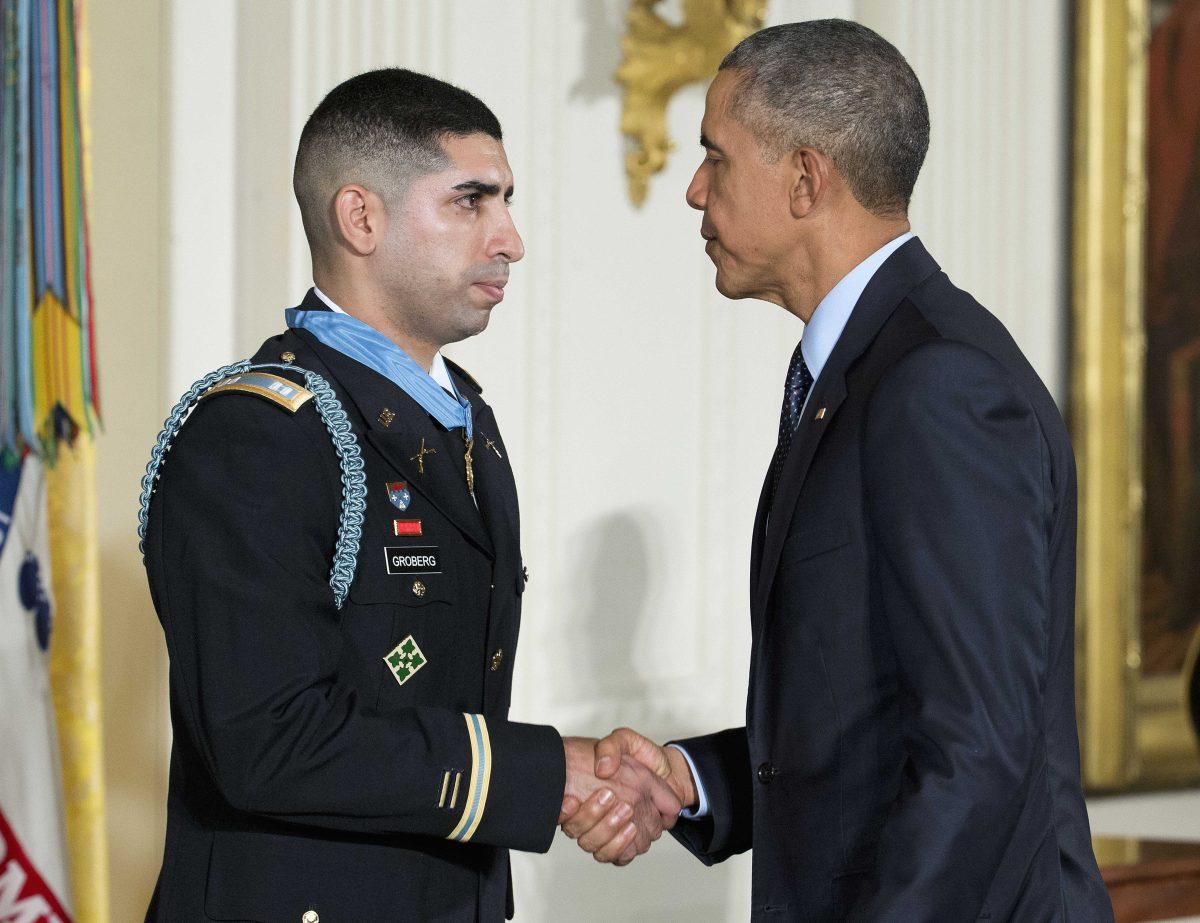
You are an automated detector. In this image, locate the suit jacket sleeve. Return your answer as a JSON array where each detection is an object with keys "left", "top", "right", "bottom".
[
  {"left": 144, "top": 393, "right": 564, "bottom": 853},
  {"left": 667, "top": 727, "right": 753, "bottom": 864},
  {"left": 854, "top": 339, "right": 1052, "bottom": 920}
]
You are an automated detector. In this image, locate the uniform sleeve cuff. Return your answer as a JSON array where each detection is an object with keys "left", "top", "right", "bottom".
[{"left": 456, "top": 715, "right": 565, "bottom": 853}]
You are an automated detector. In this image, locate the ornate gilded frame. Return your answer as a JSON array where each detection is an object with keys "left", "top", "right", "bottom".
[{"left": 1073, "top": 0, "right": 1200, "bottom": 790}]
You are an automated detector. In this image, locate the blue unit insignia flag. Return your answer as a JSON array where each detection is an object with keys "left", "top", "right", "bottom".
[{"left": 386, "top": 481, "right": 412, "bottom": 511}]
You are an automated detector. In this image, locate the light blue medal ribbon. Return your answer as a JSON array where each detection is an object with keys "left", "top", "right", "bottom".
[{"left": 285, "top": 308, "right": 473, "bottom": 438}]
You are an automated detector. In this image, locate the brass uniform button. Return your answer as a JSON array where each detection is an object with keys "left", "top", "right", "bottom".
[
  {"left": 280, "top": 351, "right": 296, "bottom": 363},
  {"left": 490, "top": 648, "right": 505, "bottom": 671},
  {"left": 411, "top": 580, "right": 427, "bottom": 597},
  {"left": 302, "top": 912, "right": 319, "bottom": 923}
]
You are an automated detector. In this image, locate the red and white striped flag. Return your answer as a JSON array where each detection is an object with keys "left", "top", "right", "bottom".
[{"left": 0, "top": 456, "right": 73, "bottom": 922}]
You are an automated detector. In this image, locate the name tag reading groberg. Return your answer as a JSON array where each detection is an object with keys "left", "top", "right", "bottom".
[{"left": 385, "top": 546, "right": 442, "bottom": 575}]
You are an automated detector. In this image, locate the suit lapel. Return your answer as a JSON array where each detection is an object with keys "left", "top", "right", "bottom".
[
  {"left": 748, "top": 467, "right": 772, "bottom": 607},
  {"left": 752, "top": 376, "right": 847, "bottom": 617},
  {"left": 751, "top": 238, "right": 942, "bottom": 620}
]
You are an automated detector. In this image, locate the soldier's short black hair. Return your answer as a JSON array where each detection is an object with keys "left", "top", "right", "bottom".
[{"left": 293, "top": 68, "right": 502, "bottom": 256}]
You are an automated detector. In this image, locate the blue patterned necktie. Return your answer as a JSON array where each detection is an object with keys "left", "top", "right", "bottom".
[{"left": 770, "top": 340, "right": 814, "bottom": 501}]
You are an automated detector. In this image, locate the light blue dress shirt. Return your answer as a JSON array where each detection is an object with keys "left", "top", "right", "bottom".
[
  {"left": 673, "top": 230, "right": 914, "bottom": 820},
  {"left": 798, "top": 230, "right": 914, "bottom": 412}
]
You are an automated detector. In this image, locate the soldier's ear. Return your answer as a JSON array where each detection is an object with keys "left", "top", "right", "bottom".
[{"left": 332, "top": 183, "right": 379, "bottom": 256}]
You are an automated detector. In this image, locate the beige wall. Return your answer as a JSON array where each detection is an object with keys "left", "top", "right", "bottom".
[{"left": 87, "top": 1, "right": 169, "bottom": 919}]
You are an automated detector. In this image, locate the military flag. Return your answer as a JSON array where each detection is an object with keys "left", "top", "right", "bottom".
[{"left": 1, "top": 0, "right": 107, "bottom": 919}]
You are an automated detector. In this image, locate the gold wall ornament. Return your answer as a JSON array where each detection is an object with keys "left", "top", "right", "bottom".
[{"left": 616, "top": 0, "right": 766, "bottom": 207}]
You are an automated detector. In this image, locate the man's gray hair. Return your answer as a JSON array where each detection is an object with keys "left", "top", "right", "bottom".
[{"left": 720, "top": 19, "right": 930, "bottom": 216}]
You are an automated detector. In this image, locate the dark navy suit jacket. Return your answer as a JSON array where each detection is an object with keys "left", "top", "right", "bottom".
[{"left": 672, "top": 240, "right": 1114, "bottom": 921}]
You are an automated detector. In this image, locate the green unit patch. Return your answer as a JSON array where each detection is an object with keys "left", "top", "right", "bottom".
[{"left": 384, "top": 635, "right": 427, "bottom": 687}]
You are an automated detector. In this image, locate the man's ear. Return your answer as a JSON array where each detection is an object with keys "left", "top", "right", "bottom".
[
  {"left": 333, "top": 183, "right": 379, "bottom": 256},
  {"left": 788, "top": 148, "right": 829, "bottom": 219}
]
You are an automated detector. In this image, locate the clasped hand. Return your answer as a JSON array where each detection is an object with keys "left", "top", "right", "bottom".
[{"left": 558, "top": 729, "right": 698, "bottom": 866}]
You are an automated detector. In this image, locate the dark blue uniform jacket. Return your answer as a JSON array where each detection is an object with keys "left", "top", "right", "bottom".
[{"left": 143, "top": 291, "right": 563, "bottom": 922}]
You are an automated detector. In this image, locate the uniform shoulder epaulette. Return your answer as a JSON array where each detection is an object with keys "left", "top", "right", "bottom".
[
  {"left": 140, "top": 359, "right": 364, "bottom": 609},
  {"left": 443, "top": 357, "right": 482, "bottom": 394},
  {"left": 202, "top": 370, "right": 313, "bottom": 414}
]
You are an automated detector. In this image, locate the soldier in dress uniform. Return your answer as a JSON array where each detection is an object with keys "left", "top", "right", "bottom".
[{"left": 140, "top": 69, "right": 680, "bottom": 922}]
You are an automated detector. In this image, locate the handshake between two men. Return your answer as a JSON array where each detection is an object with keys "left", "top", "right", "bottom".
[{"left": 558, "top": 729, "right": 697, "bottom": 866}]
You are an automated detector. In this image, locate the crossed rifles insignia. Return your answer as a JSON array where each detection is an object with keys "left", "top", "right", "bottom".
[{"left": 410, "top": 438, "right": 436, "bottom": 474}]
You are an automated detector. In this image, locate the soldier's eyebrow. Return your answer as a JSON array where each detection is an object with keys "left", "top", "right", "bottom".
[{"left": 452, "top": 180, "right": 514, "bottom": 201}]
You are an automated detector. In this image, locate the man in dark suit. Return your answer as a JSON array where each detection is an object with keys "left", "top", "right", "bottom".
[
  {"left": 561, "top": 20, "right": 1114, "bottom": 921},
  {"left": 141, "top": 68, "right": 678, "bottom": 922}
]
